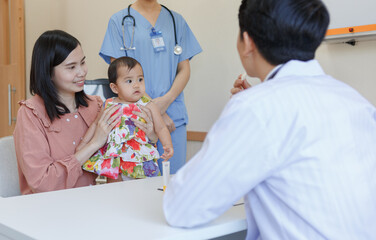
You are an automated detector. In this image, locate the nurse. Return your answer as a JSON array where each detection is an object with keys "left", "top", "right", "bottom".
[{"left": 100, "top": 0, "right": 202, "bottom": 174}]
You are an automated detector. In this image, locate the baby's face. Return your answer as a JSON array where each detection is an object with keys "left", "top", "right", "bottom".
[{"left": 115, "top": 64, "right": 145, "bottom": 103}]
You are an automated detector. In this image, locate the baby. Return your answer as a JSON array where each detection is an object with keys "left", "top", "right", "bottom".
[{"left": 82, "top": 57, "right": 173, "bottom": 181}]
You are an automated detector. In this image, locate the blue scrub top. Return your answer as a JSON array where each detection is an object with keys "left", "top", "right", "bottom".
[{"left": 100, "top": 6, "right": 202, "bottom": 128}]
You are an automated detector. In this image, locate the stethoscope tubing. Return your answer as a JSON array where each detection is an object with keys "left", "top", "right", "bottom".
[
  {"left": 160, "top": 4, "right": 178, "bottom": 47},
  {"left": 121, "top": 4, "right": 180, "bottom": 54}
]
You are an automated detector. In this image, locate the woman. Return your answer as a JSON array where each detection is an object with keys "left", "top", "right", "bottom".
[
  {"left": 14, "top": 30, "right": 155, "bottom": 194},
  {"left": 99, "top": 0, "right": 202, "bottom": 174}
]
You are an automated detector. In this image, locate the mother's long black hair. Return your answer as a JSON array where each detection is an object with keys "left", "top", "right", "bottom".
[{"left": 29, "top": 30, "right": 90, "bottom": 122}]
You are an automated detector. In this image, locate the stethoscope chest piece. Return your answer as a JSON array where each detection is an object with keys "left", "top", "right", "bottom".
[{"left": 174, "top": 45, "right": 182, "bottom": 55}]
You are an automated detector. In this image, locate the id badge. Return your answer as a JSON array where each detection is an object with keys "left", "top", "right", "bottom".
[{"left": 150, "top": 28, "right": 166, "bottom": 53}]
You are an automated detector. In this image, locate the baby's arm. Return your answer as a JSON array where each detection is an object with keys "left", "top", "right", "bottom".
[{"left": 146, "top": 102, "right": 174, "bottom": 160}]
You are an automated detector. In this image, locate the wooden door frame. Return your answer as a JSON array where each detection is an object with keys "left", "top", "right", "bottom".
[{"left": 0, "top": 0, "right": 25, "bottom": 137}]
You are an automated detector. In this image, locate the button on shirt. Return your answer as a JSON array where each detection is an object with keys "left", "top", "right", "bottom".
[{"left": 163, "top": 60, "right": 376, "bottom": 239}]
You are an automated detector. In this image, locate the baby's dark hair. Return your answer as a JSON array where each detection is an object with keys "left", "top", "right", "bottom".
[{"left": 108, "top": 57, "right": 143, "bottom": 84}]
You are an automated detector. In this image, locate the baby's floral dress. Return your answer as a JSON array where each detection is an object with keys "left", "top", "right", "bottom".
[{"left": 83, "top": 97, "right": 160, "bottom": 179}]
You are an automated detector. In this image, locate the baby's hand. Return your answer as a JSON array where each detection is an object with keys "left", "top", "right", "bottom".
[{"left": 161, "top": 145, "right": 174, "bottom": 161}]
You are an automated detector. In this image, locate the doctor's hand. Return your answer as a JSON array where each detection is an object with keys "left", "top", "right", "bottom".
[
  {"left": 162, "top": 113, "right": 176, "bottom": 133},
  {"left": 230, "top": 74, "right": 252, "bottom": 96},
  {"left": 132, "top": 105, "right": 158, "bottom": 144}
]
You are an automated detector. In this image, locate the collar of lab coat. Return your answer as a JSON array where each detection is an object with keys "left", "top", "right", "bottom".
[{"left": 270, "top": 59, "right": 325, "bottom": 81}]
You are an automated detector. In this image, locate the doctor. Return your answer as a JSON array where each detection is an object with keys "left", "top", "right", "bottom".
[
  {"left": 164, "top": 0, "right": 376, "bottom": 239},
  {"left": 99, "top": 0, "right": 202, "bottom": 174}
]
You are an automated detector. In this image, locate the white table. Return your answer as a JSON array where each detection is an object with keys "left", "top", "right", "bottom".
[{"left": 0, "top": 177, "right": 246, "bottom": 240}]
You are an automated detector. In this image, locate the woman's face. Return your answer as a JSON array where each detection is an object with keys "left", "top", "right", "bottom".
[{"left": 51, "top": 45, "right": 87, "bottom": 97}]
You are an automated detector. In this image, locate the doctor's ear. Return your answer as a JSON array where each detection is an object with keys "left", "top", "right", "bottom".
[
  {"left": 242, "top": 31, "right": 256, "bottom": 55},
  {"left": 109, "top": 82, "right": 118, "bottom": 94}
]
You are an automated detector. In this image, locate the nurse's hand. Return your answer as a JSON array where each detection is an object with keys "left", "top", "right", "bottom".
[
  {"left": 162, "top": 113, "right": 176, "bottom": 133},
  {"left": 132, "top": 105, "right": 158, "bottom": 144},
  {"left": 152, "top": 96, "right": 171, "bottom": 115},
  {"left": 230, "top": 74, "right": 252, "bottom": 96}
]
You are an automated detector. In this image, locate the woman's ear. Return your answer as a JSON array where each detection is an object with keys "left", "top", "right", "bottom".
[{"left": 109, "top": 83, "right": 118, "bottom": 94}]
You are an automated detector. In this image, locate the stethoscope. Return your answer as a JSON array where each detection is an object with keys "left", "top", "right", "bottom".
[{"left": 121, "top": 4, "right": 182, "bottom": 56}]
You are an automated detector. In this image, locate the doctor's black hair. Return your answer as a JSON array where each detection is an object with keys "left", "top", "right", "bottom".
[
  {"left": 30, "top": 30, "right": 89, "bottom": 122},
  {"left": 238, "top": 0, "right": 329, "bottom": 65},
  {"left": 108, "top": 57, "right": 143, "bottom": 84}
]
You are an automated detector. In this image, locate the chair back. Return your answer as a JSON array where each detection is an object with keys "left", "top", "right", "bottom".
[
  {"left": 0, "top": 136, "right": 21, "bottom": 197},
  {"left": 84, "top": 79, "right": 117, "bottom": 101}
]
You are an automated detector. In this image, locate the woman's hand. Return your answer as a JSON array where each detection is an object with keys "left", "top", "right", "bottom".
[
  {"left": 90, "top": 104, "right": 122, "bottom": 149},
  {"left": 75, "top": 104, "right": 121, "bottom": 165},
  {"left": 161, "top": 145, "right": 174, "bottom": 161},
  {"left": 132, "top": 105, "right": 158, "bottom": 144},
  {"left": 162, "top": 113, "right": 176, "bottom": 133},
  {"left": 230, "top": 74, "right": 252, "bottom": 96}
]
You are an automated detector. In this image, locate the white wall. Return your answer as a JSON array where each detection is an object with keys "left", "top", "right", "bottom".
[
  {"left": 24, "top": 0, "right": 376, "bottom": 136},
  {"left": 323, "top": 0, "right": 376, "bottom": 28},
  {"left": 316, "top": 41, "right": 376, "bottom": 104}
]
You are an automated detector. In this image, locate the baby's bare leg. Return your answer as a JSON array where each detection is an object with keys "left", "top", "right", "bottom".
[{"left": 107, "top": 174, "right": 123, "bottom": 183}]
